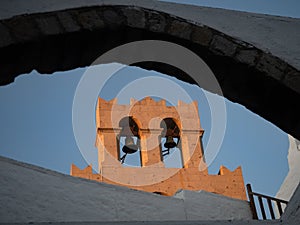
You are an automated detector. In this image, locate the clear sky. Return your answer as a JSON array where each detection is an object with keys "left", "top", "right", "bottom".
[
  {"left": 160, "top": 0, "right": 300, "bottom": 18},
  {"left": 0, "top": 0, "right": 297, "bottom": 199}
]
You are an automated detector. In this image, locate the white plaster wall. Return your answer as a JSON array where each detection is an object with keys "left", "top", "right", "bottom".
[
  {"left": 276, "top": 135, "right": 300, "bottom": 202},
  {"left": 281, "top": 182, "right": 300, "bottom": 224},
  {"left": 174, "top": 190, "right": 252, "bottom": 220},
  {"left": 0, "top": 156, "right": 251, "bottom": 223},
  {"left": 0, "top": 156, "right": 184, "bottom": 223}
]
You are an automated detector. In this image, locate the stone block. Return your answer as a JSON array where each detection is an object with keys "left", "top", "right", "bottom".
[
  {"left": 282, "top": 66, "right": 300, "bottom": 94},
  {"left": 210, "top": 35, "right": 238, "bottom": 57},
  {"left": 5, "top": 16, "right": 40, "bottom": 42},
  {"left": 56, "top": 11, "right": 81, "bottom": 33},
  {"left": 235, "top": 48, "right": 261, "bottom": 67},
  {"left": 102, "top": 9, "right": 125, "bottom": 26},
  {"left": 75, "top": 10, "right": 105, "bottom": 31},
  {"left": 191, "top": 25, "right": 213, "bottom": 47},
  {"left": 168, "top": 20, "right": 192, "bottom": 40},
  {"left": 122, "top": 7, "right": 146, "bottom": 29},
  {"left": 146, "top": 11, "right": 167, "bottom": 33},
  {"left": 35, "top": 14, "right": 63, "bottom": 36},
  {"left": 256, "top": 53, "right": 288, "bottom": 80},
  {"left": 0, "top": 23, "right": 14, "bottom": 48}
]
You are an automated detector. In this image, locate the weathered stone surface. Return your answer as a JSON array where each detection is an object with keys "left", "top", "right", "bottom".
[
  {"left": 0, "top": 23, "right": 14, "bottom": 48},
  {"left": 168, "top": 20, "right": 191, "bottom": 40},
  {"left": 56, "top": 11, "right": 81, "bottom": 32},
  {"left": 4, "top": 16, "right": 40, "bottom": 42},
  {"left": 122, "top": 7, "right": 146, "bottom": 29},
  {"left": 35, "top": 15, "right": 63, "bottom": 35},
  {"left": 190, "top": 25, "right": 213, "bottom": 47},
  {"left": 210, "top": 35, "right": 238, "bottom": 57},
  {"left": 147, "top": 11, "right": 167, "bottom": 33},
  {"left": 102, "top": 9, "right": 124, "bottom": 26},
  {"left": 282, "top": 66, "right": 300, "bottom": 94},
  {"left": 235, "top": 48, "right": 261, "bottom": 67},
  {"left": 256, "top": 53, "right": 288, "bottom": 81},
  {"left": 75, "top": 10, "right": 104, "bottom": 31}
]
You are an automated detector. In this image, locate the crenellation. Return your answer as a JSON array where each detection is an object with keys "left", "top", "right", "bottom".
[{"left": 72, "top": 96, "right": 247, "bottom": 200}]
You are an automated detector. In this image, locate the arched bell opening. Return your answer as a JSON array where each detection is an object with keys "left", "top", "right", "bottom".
[
  {"left": 118, "top": 116, "right": 141, "bottom": 166},
  {"left": 160, "top": 118, "right": 183, "bottom": 168}
]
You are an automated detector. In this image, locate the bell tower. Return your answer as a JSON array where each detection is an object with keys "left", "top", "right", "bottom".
[{"left": 71, "top": 97, "right": 247, "bottom": 200}]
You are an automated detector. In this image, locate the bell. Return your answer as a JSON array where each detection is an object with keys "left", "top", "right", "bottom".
[
  {"left": 164, "top": 136, "right": 177, "bottom": 149},
  {"left": 122, "top": 136, "right": 138, "bottom": 154}
]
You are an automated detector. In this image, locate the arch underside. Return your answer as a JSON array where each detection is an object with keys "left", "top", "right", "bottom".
[{"left": 0, "top": 5, "right": 299, "bottom": 140}]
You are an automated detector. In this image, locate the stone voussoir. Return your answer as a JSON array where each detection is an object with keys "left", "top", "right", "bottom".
[
  {"left": 98, "top": 7, "right": 125, "bottom": 27},
  {"left": 121, "top": 7, "right": 146, "bottom": 29},
  {"left": 146, "top": 10, "right": 167, "bottom": 33},
  {"left": 282, "top": 66, "right": 300, "bottom": 94},
  {"left": 72, "top": 9, "right": 105, "bottom": 31},
  {"left": 234, "top": 47, "right": 261, "bottom": 67},
  {"left": 34, "top": 14, "right": 64, "bottom": 36},
  {"left": 4, "top": 15, "right": 41, "bottom": 43},
  {"left": 0, "top": 22, "right": 14, "bottom": 48},
  {"left": 209, "top": 34, "right": 238, "bottom": 57},
  {"left": 190, "top": 24, "right": 213, "bottom": 47},
  {"left": 256, "top": 52, "right": 288, "bottom": 81},
  {"left": 56, "top": 11, "right": 81, "bottom": 33},
  {"left": 167, "top": 19, "right": 192, "bottom": 40}
]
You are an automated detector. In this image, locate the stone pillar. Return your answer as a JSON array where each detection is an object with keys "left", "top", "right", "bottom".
[
  {"left": 140, "top": 129, "right": 164, "bottom": 167},
  {"left": 97, "top": 129, "right": 121, "bottom": 173}
]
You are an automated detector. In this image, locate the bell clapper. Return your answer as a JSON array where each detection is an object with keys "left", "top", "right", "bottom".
[
  {"left": 120, "top": 136, "right": 139, "bottom": 164},
  {"left": 120, "top": 153, "right": 127, "bottom": 164},
  {"left": 162, "top": 148, "right": 170, "bottom": 157}
]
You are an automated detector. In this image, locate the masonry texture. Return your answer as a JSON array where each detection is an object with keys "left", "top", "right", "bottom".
[
  {"left": 1, "top": 1, "right": 300, "bottom": 224},
  {"left": 71, "top": 97, "right": 247, "bottom": 200},
  {"left": 0, "top": 2, "right": 299, "bottom": 141}
]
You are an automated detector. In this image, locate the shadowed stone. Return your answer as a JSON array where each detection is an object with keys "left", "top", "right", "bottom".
[
  {"left": 235, "top": 48, "right": 261, "bottom": 67},
  {"left": 0, "top": 23, "right": 14, "bottom": 48},
  {"left": 210, "top": 35, "right": 238, "bottom": 57},
  {"left": 75, "top": 10, "right": 104, "bottom": 31},
  {"left": 147, "top": 11, "right": 167, "bottom": 33},
  {"left": 168, "top": 20, "right": 192, "bottom": 40},
  {"left": 56, "top": 11, "right": 81, "bottom": 33},
  {"left": 35, "top": 15, "right": 63, "bottom": 35},
  {"left": 283, "top": 66, "right": 300, "bottom": 94},
  {"left": 190, "top": 25, "right": 213, "bottom": 47},
  {"left": 256, "top": 53, "right": 288, "bottom": 80},
  {"left": 4, "top": 16, "right": 40, "bottom": 42},
  {"left": 102, "top": 9, "right": 125, "bottom": 26},
  {"left": 122, "top": 7, "right": 146, "bottom": 29},
  {"left": 0, "top": 3, "right": 299, "bottom": 141}
]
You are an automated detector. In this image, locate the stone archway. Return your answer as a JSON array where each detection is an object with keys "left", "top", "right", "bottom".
[{"left": 0, "top": 4, "right": 299, "bottom": 141}]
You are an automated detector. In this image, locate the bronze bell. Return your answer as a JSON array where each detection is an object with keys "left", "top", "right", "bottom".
[
  {"left": 164, "top": 136, "right": 177, "bottom": 149},
  {"left": 122, "top": 136, "right": 138, "bottom": 154}
]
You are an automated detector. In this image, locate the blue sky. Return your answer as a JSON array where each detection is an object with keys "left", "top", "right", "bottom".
[
  {"left": 160, "top": 0, "right": 300, "bottom": 18},
  {"left": 0, "top": 66, "right": 288, "bottom": 198},
  {"left": 0, "top": 0, "right": 298, "bottom": 198}
]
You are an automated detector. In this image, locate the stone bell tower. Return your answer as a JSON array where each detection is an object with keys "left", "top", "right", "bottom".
[{"left": 71, "top": 97, "right": 247, "bottom": 200}]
